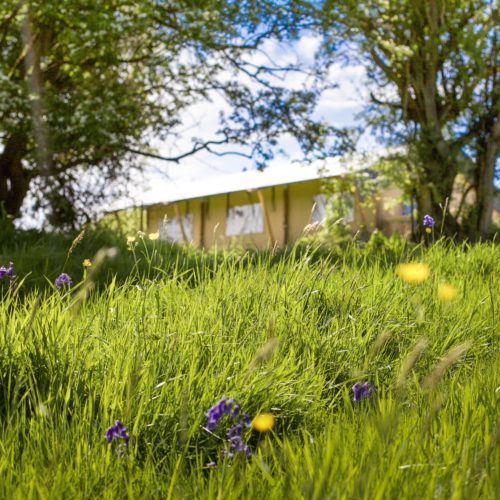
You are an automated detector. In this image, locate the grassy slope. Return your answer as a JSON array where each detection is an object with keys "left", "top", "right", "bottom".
[{"left": 0, "top": 235, "right": 498, "bottom": 498}]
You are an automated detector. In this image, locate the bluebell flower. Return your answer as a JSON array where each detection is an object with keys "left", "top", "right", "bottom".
[
  {"left": 205, "top": 397, "right": 236, "bottom": 431},
  {"left": 423, "top": 215, "right": 435, "bottom": 228},
  {"left": 227, "top": 436, "right": 250, "bottom": 456},
  {"left": 227, "top": 417, "right": 249, "bottom": 440},
  {"left": 230, "top": 403, "right": 240, "bottom": 420},
  {"left": 0, "top": 262, "right": 14, "bottom": 279},
  {"left": 0, "top": 262, "right": 16, "bottom": 289},
  {"left": 105, "top": 420, "right": 129, "bottom": 446},
  {"left": 226, "top": 413, "right": 251, "bottom": 456},
  {"left": 6, "top": 262, "right": 14, "bottom": 279},
  {"left": 205, "top": 397, "right": 251, "bottom": 457},
  {"left": 55, "top": 273, "right": 73, "bottom": 289},
  {"left": 352, "top": 381, "right": 374, "bottom": 401}
]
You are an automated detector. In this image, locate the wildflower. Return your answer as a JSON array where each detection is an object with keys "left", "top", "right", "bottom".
[
  {"left": 205, "top": 397, "right": 251, "bottom": 457},
  {"left": 230, "top": 403, "right": 241, "bottom": 419},
  {"left": 396, "top": 263, "right": 430, "bottom": 284},
  {"left": 423, "top": 214, "right": 435, "bottom": 228},
  {"left": 55, "top": 273, "right": 73, "bottom": 289},
  {"left": 1, "top": 262, "right": 13, "bottom": 278},
  {"left": 6, "top": 262, "right": 14, "bottom": 279},
  {"left": 352, "top": 381, "right": 374, "bottom": 401},
  {"left": 127, "top": 236, "right": 136, "bottom": 244},
  {"left": 137, "top": 231, "right": 146, "bottom": 239},
  {"left": 1, "top": 263, "right": 16, "bottom": 290},
  {"left": 226, "top": 436, "right": 250, "bottom": 456},
  {"left": 83, "top": 259, "right": 92, "bottom": 268},
  {"left": 252, "top": 413, "right": 275, "bottom": 432},
  {"left": 149, "top": 232, "right": 159, "bottom": 241},
  {"left": 437, "top": 283, "right": 458, "bottom": 301},
  {"left": 105, "top": 420, "right": 130, "bottom": 446},
  {"left": 205, "top": 397, "right": 237, "bottom": 431},
  {"left": 227, "top": 417, "right": 251, "bottom": 456}
]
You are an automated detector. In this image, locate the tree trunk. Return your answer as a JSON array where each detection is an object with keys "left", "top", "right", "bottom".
[
  {"left": 416, "top": 148, "right": 460, "bottom": 235},
  {"left": 477, "top": 117, "right": 499, "bottom": 238},
  {"left": 0, "top": 132, "right": 31, "bottom": 217}
]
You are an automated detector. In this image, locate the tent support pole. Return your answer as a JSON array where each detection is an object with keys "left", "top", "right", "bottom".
[
  {"left": 257, "top": 188, "right": 275, "bottom": 245},
  {"left": 174, "top": 202, "right": 188, "bottom": 243}
]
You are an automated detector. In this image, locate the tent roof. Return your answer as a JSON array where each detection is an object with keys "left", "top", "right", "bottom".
[{"left": 130, "top": 153, "right": 379, "bottom": 209}]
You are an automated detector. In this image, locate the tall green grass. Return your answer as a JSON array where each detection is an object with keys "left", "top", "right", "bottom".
[{"left": 0, "top": 234, "right": 498, "bottom": 498}]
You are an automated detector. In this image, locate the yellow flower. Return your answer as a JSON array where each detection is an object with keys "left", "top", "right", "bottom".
[
  {"left": 252, "top": 413, "right": 275, "bottom": 432},
  {"left": 127, "top": 236, "right": 136, "bottom": 244},
  {"left": 396, "top": 263, "right": 430, "bottom": 284},
  {"left": 137, "top": 231, "right": 146, "bottom": 239},
  {"left": 83, "top": 259, "right": 92, "bottom": 268},
  {"left": 425, "top": 227, "right": 432, "bottom": 234},
  {"left": 437, "top": 283, "right": 458, "bottom": 301},
  {"left": 149, "top": 232, "right": 159, "bottom": 241}
]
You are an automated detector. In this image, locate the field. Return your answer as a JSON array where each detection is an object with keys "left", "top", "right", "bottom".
[{"left": 0, "top": 231, "right": 498, "bottom": 499}]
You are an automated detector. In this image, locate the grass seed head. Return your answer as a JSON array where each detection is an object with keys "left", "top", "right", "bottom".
[
  {"left": 396, "top": 338, "right": 428, "bottom": 389},
  {"left": 422, "top": 342, "right": 471, "bottom": 391}
]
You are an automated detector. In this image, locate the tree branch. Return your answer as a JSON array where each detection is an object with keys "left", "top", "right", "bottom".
[{"left": 125, "top": 136, "right": 242, "bottom": 164}]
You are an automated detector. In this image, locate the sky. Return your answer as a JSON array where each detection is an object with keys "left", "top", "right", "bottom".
[{"left": 118, "top": 34, "right": 376, "bottom": 209}]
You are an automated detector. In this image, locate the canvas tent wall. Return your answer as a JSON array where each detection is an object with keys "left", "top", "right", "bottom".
[
  {"left": 145, "top": 184, "right": 409, "bottom": 249},
  {"left": 112, "top": 153, "right": 412, "bottom": 248}
]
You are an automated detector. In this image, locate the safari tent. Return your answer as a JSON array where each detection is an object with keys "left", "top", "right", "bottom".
[{"left": 138, "top": 156, "right": 412, "bottom": 249}]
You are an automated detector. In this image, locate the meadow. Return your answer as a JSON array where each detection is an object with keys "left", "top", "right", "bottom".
[{"left": 0, "top": 229, "right": 498, "bottom": 499}]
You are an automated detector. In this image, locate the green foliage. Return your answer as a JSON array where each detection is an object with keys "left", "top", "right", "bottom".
[
  {"left": 1, "top": 0, "right": 349, "bottom": 227},
  {"left": 0, "top": 227, "right": 209, "bottom": 292},
  {"left": 317, "top": 177, "right": 360, "bottom": 242},
  {"left": 319, "top": 0, "right": 499, "bottom": 237},
  {"left": 0, "top": 233, "right": 498, "bottom": 497},
  {"left": 98, "top": 208, "right": 147, "bottom": 237}
]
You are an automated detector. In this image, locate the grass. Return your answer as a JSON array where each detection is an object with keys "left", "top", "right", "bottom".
[{"left": 0, "top": 232, "right": 498, "bottom": 498}]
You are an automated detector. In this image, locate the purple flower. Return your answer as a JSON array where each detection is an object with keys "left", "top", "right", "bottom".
[
  {"left": 226, "top": 414, "right": 251, "bottom": 456},
  {"left": 230, "top": 403, "right": 241, "bottom": 420},
  {"left": 423, "top": 215, "right": 435, "bottom": 228},
  {"left": 205, "top": 397, "right": 251, "bottom": 457},
  {"left": 227, "top": 417, "right": 250, "bottom": 440},
  {"left": 205, "top": 397, "right": 237, "bottom": 431},
  {"left": 352, "top": 381, "right": 374, "bottom": 401},
  {"left": 55, "top": 273, "right": 73, "bottom": 289},
  {"left": 226, "top": 436, "right": 250, "bottom": 457},
  {"left": 105, "top": 420, "right": 129, "bottom": 446},
  {"left": 0, "top": 262, "right": 14, "bottom": 279},
  {"left": 0, "top": 262, "right": 16, "bottom": 289}
]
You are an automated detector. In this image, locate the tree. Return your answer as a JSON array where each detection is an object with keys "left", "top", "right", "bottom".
[
  {"left": 320, "top": 0, "right": 499, "bottom": 237},
  {"left": 1, "top": 0, "right": 349, "bottom": 228}
]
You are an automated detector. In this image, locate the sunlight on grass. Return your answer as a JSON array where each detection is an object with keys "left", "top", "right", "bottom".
[{"left": 0, "top": 236, "right": 498, "bottom": 497}]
